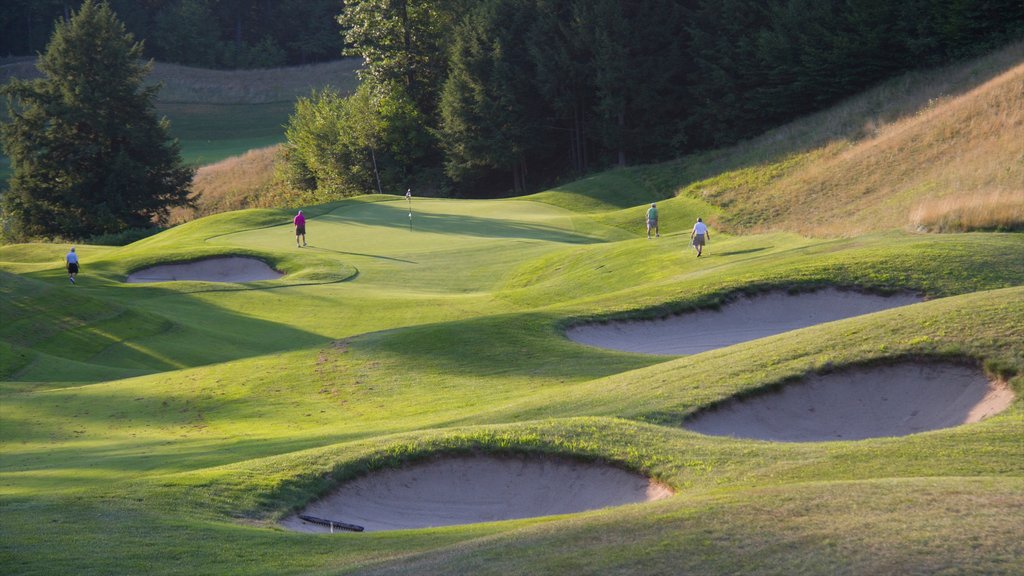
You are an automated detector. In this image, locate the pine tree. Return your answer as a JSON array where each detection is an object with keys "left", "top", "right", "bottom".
[
  {"left": 438, "top": 0, "right": 545, "bottom": 194},
  {"left": 1, "top": 0, "right": 193, "bottom": 240}
]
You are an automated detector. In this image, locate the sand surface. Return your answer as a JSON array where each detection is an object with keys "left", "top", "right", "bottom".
[
  {"left": 126, "top": 257, "right": 282, "bottom": 283},
  {"left": 566, "top": 289, "right": 922, "bottom": 355},
  {"left": 684, "top": 362, "right": 1014, "bottom": 442},
  {"left": 281, "top": 455, "right": 673, "bottom": 533}
]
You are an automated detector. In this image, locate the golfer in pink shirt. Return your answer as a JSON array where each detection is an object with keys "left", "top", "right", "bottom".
[{"left": 294, "top": 210, "right": 307, "bottom": 247}]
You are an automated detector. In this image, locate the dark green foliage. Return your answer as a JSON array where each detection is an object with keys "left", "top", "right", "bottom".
[
  {"left": 340, "top": 0, "right": 468, "bottom": 117},
  {"left": 151, "top": 0, "right": 220, "bottom": 67},
  {"left": 689, "top": 0, "right": 1024, "bottom": 145},
  {"left": 0, "top": 0, "right": 193, "bottom": 240},
  {"left": 282, "top": 84, "right": 439, "bottom": 197},
  {"left": 439, "top": 0, "right": 550, "bottom": 193},
  {"left": 310, "top": 0, "right": 1023, "bottom": 196},
  {"left": 0, "top": 0, "right": 343, "bottom": 69}
]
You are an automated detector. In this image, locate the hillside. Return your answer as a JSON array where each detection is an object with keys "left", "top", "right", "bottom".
[
  {"left": 535, "top": 41, "right": 1023, "bottom": 237},
  {"left": 0, "top": 58, "right": 361, "bottom": 178},
  {"left": 677, "top": 41, "right": 1024, "bottom": 236}
]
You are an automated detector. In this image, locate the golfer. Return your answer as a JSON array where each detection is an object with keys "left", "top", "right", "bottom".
[
  {"left": 294, "top": 210, "right": 307, "bottom": 247},
  {"left": 690, "top": 217, "right": 710, "bottom": 257},
  {"left": 66, "top": 246, "right": 79, "bottom": 284},
  {"left": 646, "top": 203, "right": 659, "bottom": 239}
]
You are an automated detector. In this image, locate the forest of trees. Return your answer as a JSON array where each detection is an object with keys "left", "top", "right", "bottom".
[
  {"left": 1, "top": 0, "right": 343, "bottom": 68},
  {"left": 282, "top": 0, "right": 1022, "bottom": 198}
]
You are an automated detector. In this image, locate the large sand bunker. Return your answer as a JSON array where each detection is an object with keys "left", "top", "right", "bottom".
[
  {"left": 126, "top": 257, "right": 282, "bottom": 283},
  {"left": 566, "top": 289, "right": 921, "bottom": 355},
  {"left": 684, "top": 362, "right": 1014, "bottom": 442},
  {"left": 281, "top": 455, "right": 673, "bottom": 533}
]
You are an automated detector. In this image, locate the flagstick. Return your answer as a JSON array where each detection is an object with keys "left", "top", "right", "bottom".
[{"left": 406, "top": 189, "right": 412, "bottom": 231}]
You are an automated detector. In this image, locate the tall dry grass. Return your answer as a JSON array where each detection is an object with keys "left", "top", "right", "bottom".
[
  {"left": 169, "top": 145, "right": 282, "bottom": 224},
  {"left": 910, "top": 191, "right": 1024, "bottom": 232},
  {"left": 683, "top": 41, "right": 1024, "bottom": 237}
]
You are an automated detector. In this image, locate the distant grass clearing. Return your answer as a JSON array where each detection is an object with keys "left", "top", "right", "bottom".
[
  {"left": 125, "top": 256, "right": 282, "bottom": 283},
  {"left": 282, "top": 454, "right": 673, "bottom": 532},
  {"left": 684, "top": 362, "right": 1014, "bottom": 441},
  {"left": 566, "top": 288, "right": 922, "bottom": 355}
]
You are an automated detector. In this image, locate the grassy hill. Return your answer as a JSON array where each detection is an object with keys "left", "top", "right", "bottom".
[
  {"left": 1, "top": 46, "right": 1022, "bottom": 575},
  {"left": 0, "top": 58, "right": 361, "bottom": 182}
]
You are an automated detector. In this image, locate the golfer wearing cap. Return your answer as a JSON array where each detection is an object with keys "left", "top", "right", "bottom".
[
  {"left": 294, "top": 210, "right": 307, "bottom": 247},
  {"left": 646, "top": 203, "right": 659, "bottom": 239}
]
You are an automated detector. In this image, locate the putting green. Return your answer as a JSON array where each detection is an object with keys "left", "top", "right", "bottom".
[{"left": 215, "top": 197, "right": 631, "bottom": 293}]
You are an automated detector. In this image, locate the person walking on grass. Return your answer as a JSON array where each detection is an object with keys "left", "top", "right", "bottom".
[
  {"left": 690, "top": 217, "right": 710, "bottom": 257},
  {"left": 65, "top": 246, "right": 79, "bottom": 284},
  {"left": 646, "top": 203, "right": 659, "bottom": 239},
  {"left": 294, "top": 210, "right": 307, "bottom": 247}
]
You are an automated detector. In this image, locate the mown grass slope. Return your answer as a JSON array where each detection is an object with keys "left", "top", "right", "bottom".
[{"left": 2, "top": 47, "right": 1023, "bottom": 576}]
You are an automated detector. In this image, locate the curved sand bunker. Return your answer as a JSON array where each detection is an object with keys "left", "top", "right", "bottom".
[
  {"left": 566, "top": 288, "right": 921, "bottom": 355},
  {"left": 684, "top": 362, "right": 1014, "bottom": 442},
  {"left": 126, "top": 257, "right": 282, "bottom": 283},
  {"left": 281, "top": 455, "right": 673, "bottom": 532}
]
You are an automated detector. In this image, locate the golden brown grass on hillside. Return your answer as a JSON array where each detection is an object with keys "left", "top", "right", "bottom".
[
  {"left": 169, "top": 145, "right": 282, "bottom": 224},
  {"left": 678, "top": 42, "right": 1024, "bottom": 237},
  {"left": 910, "top": 191, "right": 1024, "bottom": 232}
]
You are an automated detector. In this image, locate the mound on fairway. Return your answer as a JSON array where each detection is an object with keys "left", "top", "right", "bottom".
[
  {"left": 125, "top": 256, "right": 282, "bottom": 283},
  {"left": 566, "top": 288, "right": 922, "bottom": 355},
  {"left": 281, "top": 455, "right": 673, "bottom": 532},
  {"left": 684, "top": 362, "right": 1015, "bottom": 442}
]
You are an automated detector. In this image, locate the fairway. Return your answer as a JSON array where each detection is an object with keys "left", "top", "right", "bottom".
[{"left": 1, "top": 191, "right": 1022, "bottom": 575}]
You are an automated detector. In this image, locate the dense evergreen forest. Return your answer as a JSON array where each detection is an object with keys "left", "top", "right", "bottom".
[
  {"left": 1, "top": 0, "right": 343, "bottom": 68},
  {"left": 284, "top": 0, "right": 1022, "bottom": 198}
]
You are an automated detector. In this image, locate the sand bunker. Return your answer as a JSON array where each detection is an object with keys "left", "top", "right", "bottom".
[
  {"left": 126, "top": 257, "right": 282, "bottom": 283},
  {"left": 684, "top": 362, "right": 1014, "bottom": 442},
  {"left": 281, "top": 455, "right": 672, "bottom": 533},
  {"left": 566, "top": 289, "right": 921, "bottom": 355}
]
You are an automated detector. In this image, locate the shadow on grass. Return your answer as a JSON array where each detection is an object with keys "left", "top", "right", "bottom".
[
  {"left": 305, "top": 245, "right": 417, "bottom": 264},
  {"left": 321, "top": 202, "right": 606, "bottom": 244},
  {"left": 0, "top": 270, "right": 330, "bottom": 383},
  {"left": 353, "top": 312, "right": 659, "bottom": 382}
]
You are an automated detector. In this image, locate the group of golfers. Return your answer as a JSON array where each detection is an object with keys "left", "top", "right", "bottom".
[
  {"left": 646, "top": 202, "right": 710, "bottom": 257},
  {"left": 64, "top": 196, "right": 710, "bottom": 285}
]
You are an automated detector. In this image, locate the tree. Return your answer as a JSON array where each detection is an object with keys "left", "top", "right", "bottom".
[
  {"left": 152, "top": 0, "right": 219, "bottom": 67},
  {"left": 527, "top": 0, "right": 596, "bottom": 176},
  {"left": 340, "top": 0, "right": 467, "bottom": 116},
  {"left": 283, "top": 84, "right": 435, "bottom": 198},
  {"left": 0, "top": 0, "right": 193, "bottom": 240},
  {"left": 439, "top": 0, "right": 547, "bottom": 194}
]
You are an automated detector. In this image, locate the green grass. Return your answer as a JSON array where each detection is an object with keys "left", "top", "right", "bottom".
[
  {"left": 156, "top": 101, "right": 295, "bottom": 166},
  {"left": 1, "top": 183, "right": 1021, "bottom": 575}
]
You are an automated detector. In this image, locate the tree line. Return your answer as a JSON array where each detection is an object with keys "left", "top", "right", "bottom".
[
  {"left": 1, "top": 0, "right": 342, "bottom": 68},
  {"left": 284, "top": 0, "right": 1022, "bottom": 198}
]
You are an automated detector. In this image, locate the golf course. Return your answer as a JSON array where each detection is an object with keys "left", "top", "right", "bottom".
[
  {"left": 2, "top": 25, "right": 1023, "bottom": 576},
  {"left": 1, "top": 181, "right": 1022, "bottom": 573}
]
